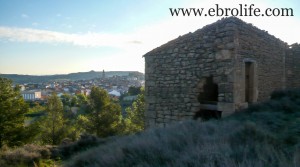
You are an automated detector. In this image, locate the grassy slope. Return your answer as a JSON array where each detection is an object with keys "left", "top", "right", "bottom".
[{"left": 65, "top": 89, "right": 300, "bottom": 167}]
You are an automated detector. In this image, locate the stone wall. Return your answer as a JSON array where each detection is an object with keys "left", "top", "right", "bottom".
[
  {"left": 144, "top": 18, "right": 239, "bottom": 127},
  {"left": 234, "top": 19, "right": 287, "bottom": 103},
  {"left": 286, "top": 43, "right": 300, "bottom": 88},
  {"left": 144, "top": 17, "right": 298, "bottom": 128}
]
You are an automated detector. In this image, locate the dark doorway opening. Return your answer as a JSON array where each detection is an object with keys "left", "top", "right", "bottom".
[
  {"left": 193, "top": 109, "right": 221, "bottom": 120},
  {"left": 194, "top": 76, "right": 221, "bottom": 120},
  {"left": 245, "top": 62, "right": 254, "bottom": 103},
  {"left": 198, "top": 76, "right": 218, "bottom": 104}
]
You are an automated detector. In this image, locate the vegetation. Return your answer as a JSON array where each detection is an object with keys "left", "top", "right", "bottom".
[
  {"left": 65, "top": 89, "right": 300, "bottom": 167},
  {"left": 123, "top": 87, "right": 145, "bottom": 134},
  {"left": 3, "top": 74, "right": 299, "bottom": 167},
  {"left": 38, "top": 93, "right": 68, "bottom": 145},
  {"left": 54, "top": 134, "right": 115, "bottom": 160},
  {"left": 119, "top": 86, "right": 142, "bottom": 112},
  {"left": 0, "top": 135, "right": 114, "bottom": 167},
  {"left": 127, "top": 86, "right": 142, "bottom": 96},
  {"left": 0, "top": 77, "right": 145, "bottom": 166},
  {"left": 0, "top": 78, "right": 30, "bottom": 147},
  {"left": 77, "top": 86, "right": 123, "bottom": 138},
  {"left": 0, "top": 144, "right": 55, "bottom": 167}
]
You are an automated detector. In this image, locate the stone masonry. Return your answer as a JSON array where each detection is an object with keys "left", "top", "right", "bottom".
[
  {"left": 286, "top": 43, "right": 300, "bottom": 88},
  {"left": 144, "top": 17, "right": 300, "bottom": 128}
]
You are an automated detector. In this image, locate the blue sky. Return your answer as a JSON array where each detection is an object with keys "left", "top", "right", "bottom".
[{"left": 0, "top": 0, "right": 299, "bottom": 75}]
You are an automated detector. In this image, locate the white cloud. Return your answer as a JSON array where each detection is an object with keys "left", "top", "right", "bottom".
[
  {"left": 21, "top": 14, "right": 29, "bottom": 18},
  {"left": 1, "top": 5, "right": 298, "bottom": 57},
  {"left": 0, "top": 27, "right": 143, "bottom": 48},
  {"left": 2, "top": 0, "right": 299, "bottom": 50}
]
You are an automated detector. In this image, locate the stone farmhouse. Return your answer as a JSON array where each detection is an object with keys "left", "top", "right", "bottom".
[{"left": 144, "top": 17, "right": 300, "bottom": 128}]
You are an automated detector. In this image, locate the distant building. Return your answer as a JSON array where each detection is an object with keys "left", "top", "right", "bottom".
[
  {"left": 21, "top": 90, "right": 42, "bottom": 101},
  {"left": 80, "top": 89, "right": 91, "bottom": 96},
  {"left": 109, "top": 90, "right": 121, "bottom": 97},
  {"left": 63, "top": 88, "right": 70, "bottom": 92},
  {"left": 18, "top": 85, "right": 26, "bottom": 91},
  {"left": 102, "top": 69, "right": 105, "bottom": 79}
]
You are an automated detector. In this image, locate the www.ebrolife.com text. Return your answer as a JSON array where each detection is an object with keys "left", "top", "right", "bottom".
[{"left": 170, "top": 4, "right": 294, "bottom": 17}]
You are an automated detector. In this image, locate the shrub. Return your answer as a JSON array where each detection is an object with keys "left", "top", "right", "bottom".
[
  {"left": 0, "top": 144, "right": 52, "bottom": 166},
  {"left": 271, "top": 89, "right": 300, "bottom": 100},
  {"left": 55, "top": 134, "right": 114, "bottom": 160}
]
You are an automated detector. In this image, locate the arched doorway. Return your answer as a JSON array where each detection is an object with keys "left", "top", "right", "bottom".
[
  {"left": 194, "top": 76, "right": 221, "bottom": 120},
  {"left": 198, "top": 76, "right": 218, "bottom": 103}
]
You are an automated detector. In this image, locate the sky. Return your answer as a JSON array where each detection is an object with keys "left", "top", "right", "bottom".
[{"left": 0, "top": 0, "right": 299, "bottom": 75}]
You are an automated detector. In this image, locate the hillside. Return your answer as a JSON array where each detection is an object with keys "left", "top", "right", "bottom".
[
  {"left": 64, "top": 89, "right": 300, "bottom": 167},
  {"left": 0, "top": 89, "right": 299, "bottom": 167},
  {"left": 0, "top": 71, "right": 144, "bottom": 84}
]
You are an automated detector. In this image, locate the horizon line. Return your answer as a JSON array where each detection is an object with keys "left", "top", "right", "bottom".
[{"left": 0, "top": 70, "right": 145, "bottom": 76}]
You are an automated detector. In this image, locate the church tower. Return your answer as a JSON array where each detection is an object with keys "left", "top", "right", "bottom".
[{"left": 102, "top": 69, "right": 105, "bottom": 79}]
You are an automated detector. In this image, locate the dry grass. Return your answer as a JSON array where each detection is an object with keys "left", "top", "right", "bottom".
[
  {"left": 65, "top": 89, "right": 300, "bottom": 167},
  {"left": 0, "top": 144, "right": 53, "bottom": 167}
]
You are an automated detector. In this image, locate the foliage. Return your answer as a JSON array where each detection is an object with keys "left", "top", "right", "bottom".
[
  {"left": 65, "top": 89, "right": 300, "bottom": 167},
  {"left": 0, "top": 78, "right": 30, "bottom": 148},
  {"left": 35, "top": 92, "right": 85, "bottom": 145},
  {"left": 0, "top": 144, "right": 55, "bottom": 167},
  {"left": 71, "top": 96, "right": 78, "bottom": 107},
  {"left": 76, "top": 94, "right": 88, "bottom": 106},
  {"left": 27, "top": 103, "right": 46, "bottom": 114},
  {"left": 83, "top": 87, "right": 123, "bottom": 138},
  {"left": 25, "top": 104, "right": 46, "bottom": 126},
  {"left": 124, "top": 87, "right": 145, "bottom": 134},
  {"left": 128, "top": 86, "right": 141, "bottom": 96},
  {"left": 54, "top": 134, "right": 115, "bottom": 160},
  {"left": 245, "top": 89, "right": 300, "bottom": 114},
  {"left": 38, "top": 93, "right": 67, "bottom": 145},
  {"left": 61, "top": 94, "right": 72, "bottom": 107}
]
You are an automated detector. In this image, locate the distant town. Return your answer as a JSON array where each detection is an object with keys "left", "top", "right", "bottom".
[{"left": 7, "top": 70, "right": 144, "bottom": 104}]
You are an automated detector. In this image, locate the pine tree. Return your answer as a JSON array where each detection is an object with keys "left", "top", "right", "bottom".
[
  {"left": 124, "top": 87, "right": 145, "bottom": 134},
  {"left": 86, "top": 86, "right": 122, "bottom": 137},
  {"left": 39, "top": 93, "right": 65, "bottom": 145},
  {"left": 0, "top": 78, "right": 28, "bottom": 147}
]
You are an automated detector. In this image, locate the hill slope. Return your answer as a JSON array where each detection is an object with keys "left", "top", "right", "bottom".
[{"left": 64, "top": 89, "right": 300, "bottom": 167}]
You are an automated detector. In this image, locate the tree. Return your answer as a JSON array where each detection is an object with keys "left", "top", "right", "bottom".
[
  {"left": 124, "top": 87, "right": 145, "bottom": 134},
  {"left": 128, "top": 86, "right": 141, "bottom": 95},
  {"left": 71, "top": 96, "right": 78, "bottom": 107},
  {"left": 76, "top": 94, "right": 88, "bottom": 106},
  {"left": 85, "top": 87, "right": 123, "bottom": 137},
  {"left": 61, "top": 93, "right": 72, "bottom": 107},
  {"left": 0, "top": 78, "right": 29, "bottom": 147},
  {"left": 39, "top": 93, "right": 66, "bottom": 145}
]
